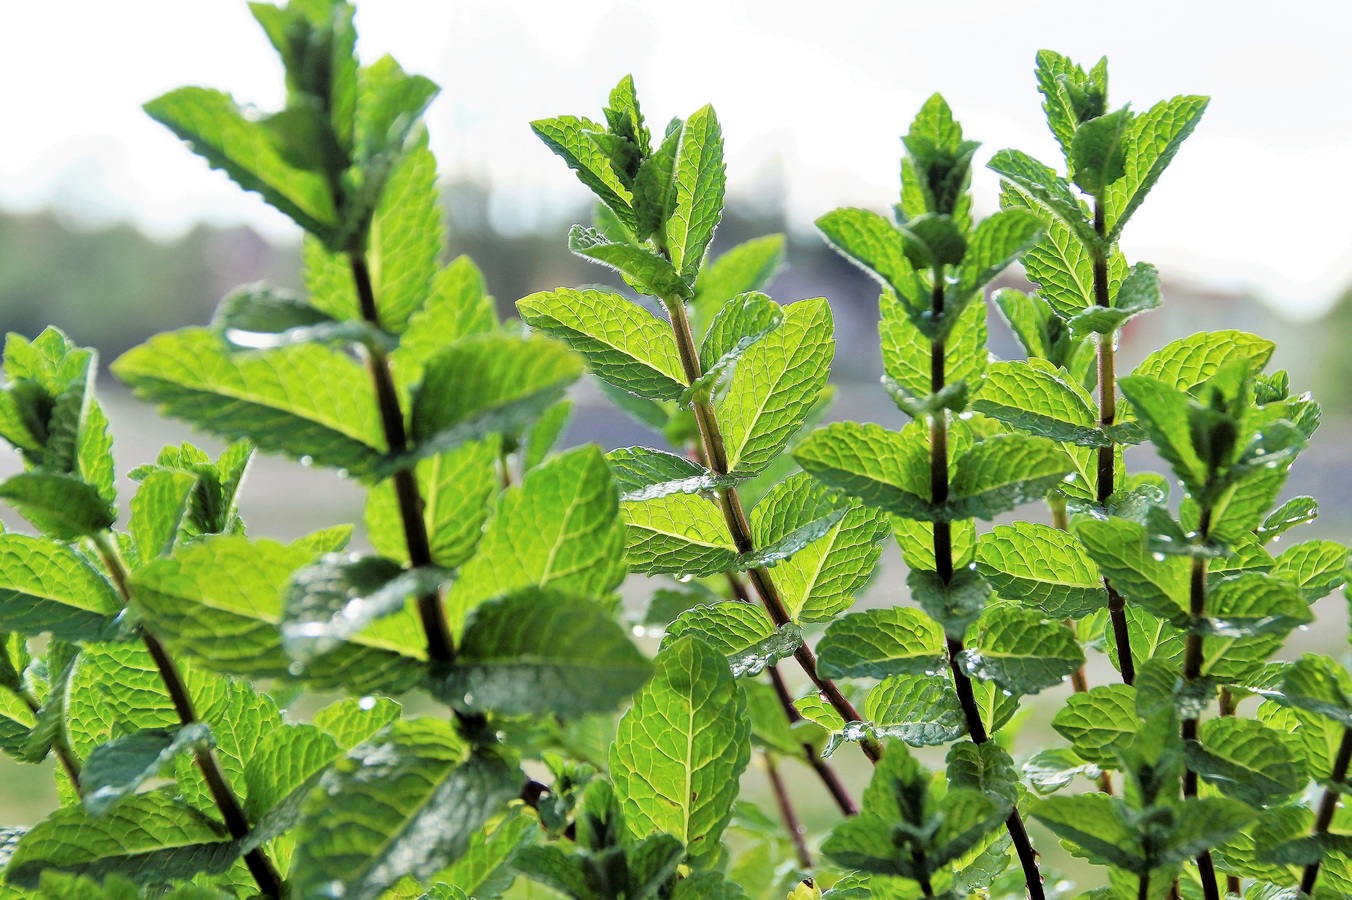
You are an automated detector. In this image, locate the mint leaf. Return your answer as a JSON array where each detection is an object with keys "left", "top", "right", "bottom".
[
  {"left": 987, "top": 149, "right": 1099, "bottom": 251},
  {"left": 1034, "top": 50, "right": 1107, "bottom": 162},
  {"left": 518, "top": 287, "right": 687, "bottom": 401},
  {"left": 693, "top": 235, "right": 785, "bottom": 331},
  {"left": 772, "top": 499, "right": 890, "bottom": 624},
  {"left": 289, "top": 719, "right": 521, "bottom": 900},
  {"left": 1075, "top": 517, "right": 1190, "bottom": 624},
  {"left": 816, "top": 208, "right": 922, "bottom": 304},
  {"left": 611, "top": 635, "right": 750, "bottom": 859},
  {"left": 1272, "top": 540, "right": 1348, "bottom": 603},
  {"left": 1131, "top": 330, "right": 1274, "bottom": 391},
  {"left": 665, "top": 601, "right": 801, "bottom": 678},
  {"left": 817, "top": 607, "right": 945, "bottom": 679},
  {"left": 128, "top": 470, "right": 197, "bottom": 564},
  {"left": 717, "top": 297, "right": 834, "bottom": 477},
  {"left": 364, "top": 439, "right": 497, "bottom": 568},
  {"left": 1104, "top": 95, "right": 1209, "bottom": 240},
  {"left": 1011, "top": 202, "right": 1128, "bottom": 320},
  {"left": 1028, "top": 794, "right": 1144, "bottom": 872},
  {"left": 947, "top": 434, "right": 1072, "bottom": 520},
  {"left": 440, "top": 588, "right": 651, "bottom": 717},
  {"left": 975, "top": 522, "right": 1106, "bottom": 619},
  {"left": 82, "top": 724, "right": 213, "bottom": 816},
  {"left": 0, "top": 535, "right": 122, "bottom": 641},
  {"left": 531, "top": 115, "right": 635, "bottom": 232},
  {"left": 1196, "top": 573, "right": 1310, "bottom": 640},
  {"left": 972, "top": 358, "right": 1105, "bottom": 446},
  {"left": 795, "top": 421, "right": 932, "bottom": 519},
  {"left": 567, "top": 226, "right": 690, "bottom": 299},
  {"left": 909, "top": 567, "right": 991, "bottom": 637},
  {"left": 1069, "top": 107, "right": 1132, "bottom": 196},
  {"left": 144, "top": 87, "right": 338, "bottom": 241},
  {"left": 391, "top": 256, "right": 498, "bottom": 387},
  {"left": 1068, "top": 262, "right": 1161, "bottom": 334},
  {"left": 691, "top": 292, "right": 785, "bottom": 402},
  {"left": 447, "top": 446, "right": 627, "bottom": 632},
  {"left": 0, "top": 473, "right": 116, "bottom": 541},
  {"left": 113, "top": 329, "right": 385, "bottom": 475},
  {"left": 1051, "top": 684, "right": 1138, "bottom": 767},
  {"left": 953, "top": 208, "right": 1043, "bottom": 305},
  {"left": 961, "top": 605, "right": 1084, "bottom": 694},
  {"left": 408, "top": 333, "right": 582, "bottom": 466},
  {"left": 866, "top": 674, "right": 967, "bottom": 746},
  {"left": 605, "top": 446, "right": 733, "bottom": 501},
  {"left": 621, "top": 491, "right": 737, "bottom": 577},
  {"left": 881, "top": 289, "right": 986, "bottom": 409},
  {"left": 666, "top": 105, "right": 726, "bottom": 283},
  {"left": 1023, "top": 747, "right": 1103, "bottom": 795},
  {"left": 1186, "top": 716, "right": 1306, "bottom": 807},
  {"left": 1257, "top": 497, "right": 1318, "bottom": 544}
]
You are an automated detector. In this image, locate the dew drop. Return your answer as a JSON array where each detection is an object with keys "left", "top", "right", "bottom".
[
  {"left": 300, "top": 455, "right": 314, "bottom": 467},
  {"left": 631, "top": 625, "right": 645, "bottom": 637},
  {"left": 288, "top": 661, "right": 306, "bottom": 676},
  {"left": 336, "top": 468, "right": 350, "bottom": 479},
  {"left": 676, "top": 573, "right": 694, "bottom": 583},
  {"left": 358, "top": 696, "right": 376, "bottom": 710},
  {"left": 1151, "top": 552, "right": 1166, "bottom": 562}
]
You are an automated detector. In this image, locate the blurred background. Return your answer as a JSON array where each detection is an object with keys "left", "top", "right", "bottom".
[{"left": 1, "top": 0, "right": 1350, "bottom": 887}]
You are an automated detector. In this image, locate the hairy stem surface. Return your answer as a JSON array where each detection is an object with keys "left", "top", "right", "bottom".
[
  {"left": 1181, "top": 509, "right": 1219, "bottom": 900},
  {"left": 94, "top": 534, "right": 282, "bottom": 898},
  {"left": 348, "top": 255, "right": 456, "bottom": 664}
]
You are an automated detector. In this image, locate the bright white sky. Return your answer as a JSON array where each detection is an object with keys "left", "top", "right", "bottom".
[{"left": 1, "top": 1, "right": 1349, "bottom": 319}]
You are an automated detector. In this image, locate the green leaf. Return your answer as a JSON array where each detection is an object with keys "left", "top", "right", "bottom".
[
  {"left": 1257, "top": 497, "right": 1318, "bottom": 544},
  {"left": 130, "top": 536, "right": 424, "bottom": 692},
  {"left": 1117, "top": 375, "right": 1209, "bottom": 492},
  {"left": 717, "top": 297, "right": 834, "bottom": 477},
  {"left": 690, "top": 291, "right": 786, "bottom": 401},
  {"left": 447, "top": 446, "right": 627, "bottom": 633},
  {"left": 987, "top": 149, "right": 1100, "bottom": 251},
  {"left": 1130, "top": 330, "right": 1274, "bottom": 391},
  {"left": 518, "top": 287, "right": 687, "bottom": 401},
  {"left": 112, "top": 329, "right": 385, "bottom": 476},
  {"left": 947, "top": 434, "right": 1072, "bottom": 520},
  {"left": 364, "top": 439, "right": 497, "bottom": 569},
  {"left": 666, "top": 105, "right": 726, "bottom": 283},
  {"left": 1272, "top": 540, "right": 1348, "bottom": 603},
  {"left": 391, "top": 256, "right": 498, "bottom": 387},
  {"left": 611, "top": 635, "right": 750, "bottom": 859},
  {"left": 881, "top": 289, "right": 986, "bottom": 410},
  {"left": 1034, "top": 50, "right": 1107, "bottom": 162},
  {"left": 1029, "top": 794, "right": 1144, "bottom": 872},
  {"left": 213, "top": 285, "right": 384, "bottom": 351},
  {"left": 128, "top": 470, "right": 197, "bottom": 564},
  {"left": 1051, "top": 684, "right": 1139, "bottom": 767},
  {"left": 1023, "top": 747, "right": 1103, "bottom": 795},
  {"left": 281, "top": 556, "right": 448, "bottom": 663},
  {"left": 972, "top": 359, "right": 1106, "bottom": 446},
  {"left": 289, "top": 719, "right": 521, "bottom": 900},
  {"left": 795, "top": 421, "right": 932, "bottom": 519},
  {"left": 408, "top": 333, "right": 583, "bottom": 466},
  {"left": 1068, "top": 262, "right": 1161, "bottom": 334},
  {"left": 953, "top": 208, "right": 1043, "bottom": 304},
  {"left": 621, "top": 491, "right": 737, "bottom": 577},
  {"left": 693, "top": 235, "right": 785, "bottom": 330},
  {"left": 1012, "top": 206, "right": 1127, "bottom": 320},
  {"left": 745, "top": 471, "right": 853, "bottom": 566},
  {"left": 0, "top": 534, "right": 121, "bottom": 641},
  {"left": 772, "top": 500, "right": 890, "bottom": 624},
  {"left": 360, "top": 145, "right": 444, "bottom": 332},
  {"left": 816, "top": 208, "right": 921, "bottom": 303},
  {"left": 5, "top": 791, "right": 237, "bottom": 888},
  {"left": 439, "top": 588, "right": 651, "bottom": 717},
  {"left": 82, "top": 724, "right": 213, "bottom": 816},
  {"left": 567, "top": 226, "right": 690, "bottom": 299},
  {"left": 433, "top": 809, "right": 536, "bottom": 900},
  {"left": 865, "top": 674, "right": 966, "bottom": 746},
  {"left": 1157, "top": 798, "right": 1254, "bottom": 868},
  {"left": 908, "top": 567, "right": 991, "bottom": 637},
  {"left": 894, "top": 518, "right": 976, "bottom": 572},
  {"left": 1075, "top": 517, "right": 1190, "bottom": 624},
  {"left": 960, "top": 605, "right": 1084, "bottom": 694},
  {"left": 817, "top": 607, "right": 945, "bottom": 679},
  {"left": 1273, "top": 654, "right": 1352, "bottom": 727},
  {"left": 1185, "top": 716, "right": 1306, "bottom": 806},
  {"left": 1196, "top": 572, "right": 1311, "bottom": 639},
  {"left": 531, "top": 115, "right": 635, "bottom": 231},
  {"left": 975, "top": 522, "right": 1106, "bottom": 619},
  {"left": 947, "top": 741, "right": 1019, "bottom": 807},
  {"left": 144, "top": 87, "right": 338, "bottom": 240},
  {"left": 1104, "top": 95, "right": 1209, "bottom": 240},
  {"left": 0, "top": 473, "right": 116, "bottom": 541},
  {"left": 1069, "top": 107, "right": 1132, "bottom": 196},
  {"left": 606, "top": 446, "right": 733, "bottom": 502},
  {"left": 664, "top": 602, "right": 801, "bottom": 678}
]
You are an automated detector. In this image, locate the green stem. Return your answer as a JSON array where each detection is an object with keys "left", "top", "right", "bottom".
[
  {"left": 1300, "top": 726, "right": 1352, "bottom": 896},
  {"left": 1093, "top": 200, "right": 1135, "bottom": 687},
  {"left": 92, "top": 533, "right": 282, "bottom": 898},
  {"left": 663, "top": 293, "right": 883, "bottom": 764},
  {"left": 347, "top": 254, "right": 457, "bottom": 665},
  {"left": 1181, "top": 508, "right": 1220, "bottom": 900},
  {"left": 764, "top": 750, "right": 813, "bottom": 870},
  {"left": 928, "top": 271, "right": 1044, "bottom": 900}
]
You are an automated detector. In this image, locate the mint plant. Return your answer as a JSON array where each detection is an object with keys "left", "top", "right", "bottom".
[{"left": 0, "top": 8, "right": 1349, "bottom": 899}]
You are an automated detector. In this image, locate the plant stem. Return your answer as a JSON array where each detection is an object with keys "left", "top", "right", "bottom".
[
  {"left": 764, "top": 751, "right": 813, "bottom": 870},
  {"left": 16, "top": 687, "right": 82, "bottom": 789},
  {"left": 1138, "top": 870, "right": 1151, "bottom": 900},
  {"left": 348, "top": 254, "right": 456, "bottom": 665},
  {"left": 766, "top": 660, "right": 858, "bottom": 816},
  {"left": 1092, "top": 200, "right": 1135, "bottom": 687},
  {"left": 92, "top": 533, "right": 282, "bottom": 898},
  {"left": 1216, "top": 687, "right": 1240, "bottom": 896},
  {"left": 1300, "top": 726, "right": 1352, "bottom": 896},
  {"left": 663, "top": 293, "right": 882, "bottom": 763},
  {"left": 928, "top": 273, "right": 1044, "bottom": 900},
  {"left": 1181, "top": 508, "right": 1220, "bottom": 900}
]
